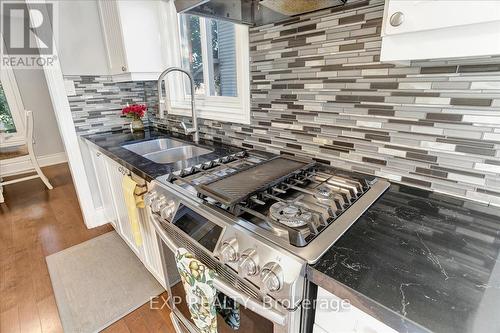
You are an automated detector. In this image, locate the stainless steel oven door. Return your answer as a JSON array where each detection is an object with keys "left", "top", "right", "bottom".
[{"left": 151, "top": 214, "right": 298, "bottom": 333}]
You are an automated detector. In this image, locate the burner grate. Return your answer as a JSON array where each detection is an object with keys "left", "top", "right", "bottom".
[{"left": 230, "top": 164, "right": 375, "bottom": 247}]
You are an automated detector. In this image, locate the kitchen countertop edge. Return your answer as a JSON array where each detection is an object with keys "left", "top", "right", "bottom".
[
  {"left": 307, "top": 266, "right": 432, "bottom": 333},
  {"left": 79, "top": 127, "right": 243, "bottom": 182},
  {"left": 83, "top": 137, "right": 156, "bottom": 181}
]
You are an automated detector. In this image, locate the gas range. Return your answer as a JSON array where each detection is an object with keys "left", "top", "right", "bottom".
[
  {"left": 147, "top": 149, "right": 389, "bottom": 329},
  {"left": 156, "top": 150, "right": 389, "bottom": 262}
]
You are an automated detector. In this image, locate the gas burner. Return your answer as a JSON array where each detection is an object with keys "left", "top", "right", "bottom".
[
  {"left": 269, "top": 202, "right": 312, "bottom": 228},
  {"left": 314, "top": 185, "right": 335, "bottom": 201}
]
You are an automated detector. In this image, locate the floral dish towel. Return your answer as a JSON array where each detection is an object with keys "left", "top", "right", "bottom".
[{"left": 175, "top": 248, "right": 217, "bottom": 333}]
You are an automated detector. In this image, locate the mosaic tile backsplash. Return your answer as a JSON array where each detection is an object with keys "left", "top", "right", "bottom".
[
  {"left": 67, "top": 0, "right": 500, "bottom": 205},
  {"left": 153, "top": 0, "right": 500, "bottom": 205},
  {"left": 65, "top": 75, "right": 155, "bottom": 134}
]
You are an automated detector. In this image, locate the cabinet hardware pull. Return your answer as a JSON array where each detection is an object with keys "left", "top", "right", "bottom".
[
  {"left": 135, "top": 189, "right": 148, "bottom": 196},
  {"left": 390, "top": 11, "right": 404, "bottom": 27}
]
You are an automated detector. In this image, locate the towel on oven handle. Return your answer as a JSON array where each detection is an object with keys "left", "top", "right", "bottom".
[
  {"left": 175, "top": 248, "right": 218, "bottom": 333},
  {"left": 175, "top": 248, "right": 242, "bottom": 332}
]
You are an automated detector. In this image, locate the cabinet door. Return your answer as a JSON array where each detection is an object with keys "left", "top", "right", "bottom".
[
  {"left": 381, "top": 0, "right": 500, "bottom": 61},
  {"left": 97, "top": 0, "right": 127, "bottom": 75},
  {"left": 383, "top": 1, "right": 500, "bottom": 36},
  {"left": 97, "top": 0, "right": 166, "bottom": 81},
  {"left": 105, "top": 158, "right": 144, "bottom": 259},
  {"left": 315, "top": 287, "right": 397, "bottom": 333},
  {"left": 99, "top": 156, "right": 165, "bottom": 287},
  {"left": 89, "top": 148, "right": 117, "bottom": 229},
  {"left": 139, "top": 207, "right": 166, "bottom": 288},
  {"left": 117, "top": 1, "right": 165, "bottom": 75}
]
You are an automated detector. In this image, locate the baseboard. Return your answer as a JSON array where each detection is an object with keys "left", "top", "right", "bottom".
[
  {"left": 85, "top": 207, "right": 112, "bottom": 229},
  {"left": 0, "top": 151, "right": 67, "bottom": 176}
]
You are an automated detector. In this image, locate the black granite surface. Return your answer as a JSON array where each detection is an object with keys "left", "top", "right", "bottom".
[
  {"left": 308, "top": 184, "right": 500, "bottom": 333},
  {"left": 81, "top": 127, "right": 243, "bottom": 181}
]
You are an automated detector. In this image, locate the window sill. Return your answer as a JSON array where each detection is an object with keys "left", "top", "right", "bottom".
[
  {"left": 0, "top": 135, "right": 25, "bottom": 148},
  {"left": 168, "top": 99, "right": 250, "bottom": 125}
]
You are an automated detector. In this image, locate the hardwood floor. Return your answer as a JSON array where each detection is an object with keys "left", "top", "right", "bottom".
[{"left": 0, "top": 163, "right": 174, "bottom": 333}]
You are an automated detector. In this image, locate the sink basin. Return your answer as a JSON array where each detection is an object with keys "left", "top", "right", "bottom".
[
  {"left": 122, "top": 138, "right": 213, "bottom": 164},
  {"left": 142, "top": 145, "right": 213, "bottom": 164},
  {"left": 122, "top": 138, "right": 186, "bottom": 155}
]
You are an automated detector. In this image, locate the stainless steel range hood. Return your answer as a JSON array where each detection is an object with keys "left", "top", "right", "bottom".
[{"left": 175, "top": 0, "right": 347, "bottom": 26}]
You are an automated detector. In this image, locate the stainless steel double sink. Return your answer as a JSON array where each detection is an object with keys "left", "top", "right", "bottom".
[{"left": 122, "top": 138, "right": 213, "bottom": 164}]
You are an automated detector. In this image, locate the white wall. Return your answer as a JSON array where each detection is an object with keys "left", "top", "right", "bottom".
[
  {"left": 12, "top": 68, "right": 65, "bottom": 157},
  {"left": 1, "top": 2, "right": 65, "bottom": 158},
  {"left": 57, "top": 0, "right": 109, "bottom": 76}
]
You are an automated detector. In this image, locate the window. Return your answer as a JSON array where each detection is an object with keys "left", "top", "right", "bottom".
[
  {"left": 0, "top": 65, "right": 25, "bottom": 146},
  {"left": 179, "top": 15, "right": 205, "bottom": 95},
  {"left": 179, "top": 15, "right": 238, "bottom": 97},
  {"left": 162, "top": 1, "right": 250, "bottom": 124},
  {"left": 0, "top": 83, "right": 16, "bottom": 133}
]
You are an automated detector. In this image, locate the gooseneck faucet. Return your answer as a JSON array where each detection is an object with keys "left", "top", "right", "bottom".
[{"left": 157, "top": 67, "right": 199, "bottom": 143}]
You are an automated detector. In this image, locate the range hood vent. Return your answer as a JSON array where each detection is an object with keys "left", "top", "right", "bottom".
[{"left": 175, "top": 0, "right": 347, "bottom": 26}]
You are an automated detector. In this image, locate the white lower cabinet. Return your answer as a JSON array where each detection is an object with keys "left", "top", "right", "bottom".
[
  {"left": 104, "top": 157, "right": 166, "bottom": 288},
  {"left": 314, "top": 287, "right": 397, "bottom": 333},
  {"left": 105, "top": 158, "right": 144, "bottom": 258},
  {"left": 139, "top": 206, "right": 166, "bottom": 288},
  {"left": 89, "top": 147, "right": 117, "bottom": 229},
  {"left": 86, "top": 142, "right": 166, "bottom": 288}
]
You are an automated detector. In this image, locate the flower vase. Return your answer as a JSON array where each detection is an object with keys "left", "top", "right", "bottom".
[{"left": 130, "top": 118, "right": 144, "bottom": 132}]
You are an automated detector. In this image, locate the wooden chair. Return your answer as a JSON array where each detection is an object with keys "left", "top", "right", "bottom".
[{"left": 0, "top": 110, "right": 53, "bottom": 203}]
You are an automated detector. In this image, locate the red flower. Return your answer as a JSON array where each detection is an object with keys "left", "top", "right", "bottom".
[{"left": 122, "top": 104, "right": 147, "bottom": 119}]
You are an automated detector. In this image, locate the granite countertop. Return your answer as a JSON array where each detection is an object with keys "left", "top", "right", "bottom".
[
  {"left": 81, "top": 127, "right": 243, "bottom": 181},
  {"left": 308, "top": 184, "right": 500, "bottom": 333}
]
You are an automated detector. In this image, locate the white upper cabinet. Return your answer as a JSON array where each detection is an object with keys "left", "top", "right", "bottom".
[
  {"left": 381, "top": 0, "right": 500, "bottom": 62},
  {"left": 98, "top": 0, "right": 168, "bottom": 81}
]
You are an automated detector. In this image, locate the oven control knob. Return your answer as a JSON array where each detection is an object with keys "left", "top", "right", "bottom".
[
  {"left": 239, "top": 249, "right": 259, "bottom": 276},
  {"left": 151, "top": 196, "right": 167, "bottom": 213},
  {"left": 219, "top": 238, "right": 239, "bottom": 263},
  {"left": 144, "top": 191, "right": 158, "bottom": 206},
  {"left": 160, "top": 200, "right": 176, "bottom": 220},
  {"left": 260, "top": 262, "right": 283, "bottom": 292}
]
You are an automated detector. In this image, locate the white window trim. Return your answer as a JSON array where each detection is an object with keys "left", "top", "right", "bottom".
[
  {"left": 0, "top": 35, "right": 26, "bottom": 147},
  {"left": 159, "top": 1, "right": 250, "bottom": 125}
]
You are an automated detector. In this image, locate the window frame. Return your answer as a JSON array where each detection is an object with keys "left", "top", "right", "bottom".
[
  {"left": 0, "top": 35, "right": 26, "bottom": 147},
  {"left": 160, "top": 1, "right": 250, "bottom": 124}
]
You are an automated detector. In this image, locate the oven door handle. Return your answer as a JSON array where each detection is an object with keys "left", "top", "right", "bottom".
[
  {"left": 151, "top": 214, "right": 288, "bottom": 327},
  {"left": 151, "top": 214, "right": 179, "bottom": 253},
  {"left": 213, "top": 276, "right": 287, "bottom": 326}
]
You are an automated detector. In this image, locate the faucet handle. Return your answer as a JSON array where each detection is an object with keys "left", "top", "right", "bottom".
[
  {"left": 158, "top": 98, "right": 166, "bottom": 118},
  {"left": 181, "top": 122, "right": 196, "bottom": 135}
]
